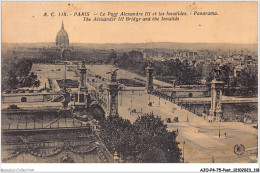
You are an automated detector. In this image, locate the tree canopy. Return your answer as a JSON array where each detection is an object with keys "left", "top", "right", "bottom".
[
  {"left": 2, "top": 58, "right": 39, "bottom": 91},
  {"left": 99, "top": 113, "right": 181, "bottom": 163}
]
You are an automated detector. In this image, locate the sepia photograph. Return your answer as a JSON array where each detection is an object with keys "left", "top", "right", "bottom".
[{"left": 1, "top": 1, "right": 259, "bottom": 172}]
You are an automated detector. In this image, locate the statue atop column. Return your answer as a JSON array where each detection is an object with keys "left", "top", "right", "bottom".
[
  {"left": 213, "top": 68, "right": 222, "bottom": 80},
  {"left": 106, "top": 69, "right": 119, "bottom": 82},
  {"left": 148, "top": 60, "right": 154, "bottom": 68},
  {"left": 81, "top": 60, "right": 86, "bottom": 68}
]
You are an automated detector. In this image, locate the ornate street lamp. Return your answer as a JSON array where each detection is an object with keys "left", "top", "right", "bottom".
[
  {"left": 219, "top": 120, "right": 221, "bottom": 138},
  {"left": 183, "top": 141, "right": 186, "bottom": 163}
]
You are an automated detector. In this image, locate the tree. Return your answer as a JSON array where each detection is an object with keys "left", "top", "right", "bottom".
[
  {"left": 99, "top": 113, "right": 181, "bottom": 163},
  {"left": 2, "top": 58, "right": 39, "bottom": 91},
  {"left": 206, "top": 65, "right": 257, "bottom": 97},
  {"left": 235, "top": 69, "right": 258, "bottom": 97},
  {"left": 133, "top": 113, "right": 181, "bottom": 163},
  {"left": 106, "top": 49, "right": 117, "bottom": 64}
]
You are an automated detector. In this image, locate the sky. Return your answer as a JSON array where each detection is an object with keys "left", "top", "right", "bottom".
[{"left": 2, "top": 1, "right": 258, "bottom": 44}]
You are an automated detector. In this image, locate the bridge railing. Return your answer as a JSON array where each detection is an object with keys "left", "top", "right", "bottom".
[
  {"left": 152, "top": 90, "right": 176, "bottom": 103},
  {"left": 151, "top": 90, "right": 204, "bottom": 117},
  {"left": 89, "top": 90, "right": 108, "bottom": 110}
]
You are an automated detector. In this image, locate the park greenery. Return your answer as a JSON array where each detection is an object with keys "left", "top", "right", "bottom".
[
  {"left": 99, "top": 113, "right": 182, "bottom": 163},
  {"left": 206, "top": 64, "right": 258, "bottom": 97},
  {"left": 107, "top": 50, "right": 202, "bottom": 85},
  {"left": 2, "top": 58, "right": 40, "bottom": 91}
]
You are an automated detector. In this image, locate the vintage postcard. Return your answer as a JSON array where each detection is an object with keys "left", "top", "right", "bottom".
[{"left": 1, "top": 1, "right": 258, "bottom": 172}]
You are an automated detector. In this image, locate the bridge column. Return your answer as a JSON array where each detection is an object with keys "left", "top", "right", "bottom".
[
  {"left": 79, "top": 62, "right": 87, "bottom": 88},
  {"left": 146, "top": 62, "right": 155, "bottom": 94},
  {"left": 209, "top": 79, "right": 224, "bottom": 122},
  {"left": 78, "top": 61, "right": 89, "bottom": 105},
  {"left": 107, "top": 70, "right": 119, "bottom": 117}
]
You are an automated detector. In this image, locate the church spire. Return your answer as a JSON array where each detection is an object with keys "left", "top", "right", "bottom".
[{"left": 61, "top": 20, "right": 64, "bottom": 29}]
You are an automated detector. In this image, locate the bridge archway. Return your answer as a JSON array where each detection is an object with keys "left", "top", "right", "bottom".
[
  {"left": 21, "top": 97, "right": 27, "bottom": 102},
  {"left": 188, "top": 93, "right": 193, "bottom": 98},
  {"left": 89, "top": 102, "right": 106, "bottom": 121},
  {"left": 171, "top": 91, "right": 176, "bottom": 98}
]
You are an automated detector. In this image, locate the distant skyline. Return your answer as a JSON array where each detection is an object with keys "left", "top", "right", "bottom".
[
  {"left": 2, "top": 1, "right": 258, "bottom": 44},
  {"left": 2, "top": 42, "right": 258, "bottom": 45}
]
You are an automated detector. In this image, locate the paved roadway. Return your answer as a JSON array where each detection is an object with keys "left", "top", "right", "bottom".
[{"left": 117, "top": 90, "right": 258, "bottom": 163}]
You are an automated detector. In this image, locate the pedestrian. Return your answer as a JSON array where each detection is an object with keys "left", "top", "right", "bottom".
[{"left": 225, "top": 132, "right": 226, "bottom": 137}]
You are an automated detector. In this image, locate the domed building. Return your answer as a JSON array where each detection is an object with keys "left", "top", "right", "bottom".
[{"left": 56, "top": 21, "right": 69, "bottom": 48}]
